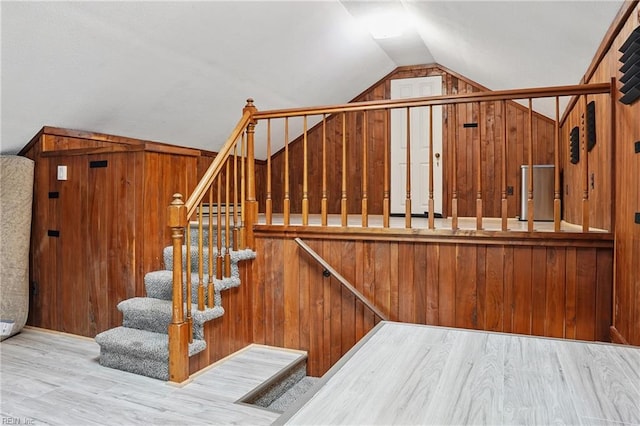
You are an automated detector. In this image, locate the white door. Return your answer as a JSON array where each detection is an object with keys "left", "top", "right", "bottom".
[{"left": 390, "top": 76, "right": 443, "bottom": 216}]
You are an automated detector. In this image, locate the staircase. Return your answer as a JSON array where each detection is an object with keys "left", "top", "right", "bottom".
[{"left": 95, "top": 225, "right": 255, "bottom": 380}]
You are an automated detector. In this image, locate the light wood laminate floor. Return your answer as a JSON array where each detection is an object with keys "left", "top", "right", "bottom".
[
  {"left": 279, "top": 322, "right": 640, "bottom": 425},
  {"left": 1, "top": 327, "right": 303, "bottom": 425}
]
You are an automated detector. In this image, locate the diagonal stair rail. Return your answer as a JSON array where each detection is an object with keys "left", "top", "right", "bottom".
[
  {"left": 294, "top": 237, "right": 388, "bottom": 321},
  {"left": 166, "top": 99, "right": 258, "bottom": 383}
]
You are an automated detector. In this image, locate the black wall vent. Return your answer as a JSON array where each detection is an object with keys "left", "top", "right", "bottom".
[
  {"left": 587, "top": 101, "right": 596, "bottom": 152},
  {"left": 570, "top": 126, "right": 580, "bottom": 164},
  {"left": 89, "top": 160, "right": 108, "bottom": 168},
  {"left": 619, "top": 26, "right": 640, "bottom": 105}
]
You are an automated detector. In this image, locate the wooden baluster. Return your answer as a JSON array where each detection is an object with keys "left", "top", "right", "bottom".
[
  {"left": 362, "top": 110, "right": 368, "bottom": 227},
  {"left": 476, "top": 102, "right": 483, "bottom": 230},
  {"left": 207, "top": 186, "right": 214, "bottom": 308},
  {"left": 554, "top": 96, "right": 561, "bottom": 232},
  {"left": 232, "top": 144, "right": 239, "bottom": 251},
  {"left": 302, "top": 115, "right": 309, "bottom": 226},
  {"left": 321, "top": 114, "right": 328, "bottom": 226},
  {"left": 428, "top": 105, "right": 435, "bottom": 230},
  {"left": 244, "top": 100, "right": 257, "bottom": 249},
  {"left": 216, "top": 174, "right": 223, "bottom": 280},
  {"left": 167, "top": 193, "right": 188, "bottom": 383},
  {"left": 284, "top": 117, "right": 290, "bottom": 226},
  {"left": 341, "top": 112, "right": 348, "bottom": 226},
  {"left": 266, "top": 119, "right": 272, "bottom": 225},
  {"left": 383, "top": 109, "right": 390, "bottom": 228},
  {"left": 501, "top": 100, "right": 508, "bottom": 231},
  {"left": 527, "top": 98, "right": 534, "bottom": 232},
  {"left": 405, "top": 107, "right": 412, "bottom": 229},
  {"left": 240, "top": 132, "right": 246, "bottom": 247},
  {"left": 224, "top": 158, "right": 231, "bottom": 277},
  {"left": 197, "top": 200, "right": 205, "bottom": 311},
  {"left": 184, "top": 208, "right": 193, "bottom": 342},
  {"left": 452, "top": 105, "right": 459, "bottom": 230},
  {"left": 582, "top": 95, "right": 590, "bottom": 232}
]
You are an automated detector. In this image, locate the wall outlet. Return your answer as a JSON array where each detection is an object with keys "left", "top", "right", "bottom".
[{"left": 57, "top": 165, "right": 67, "bottom": 181}]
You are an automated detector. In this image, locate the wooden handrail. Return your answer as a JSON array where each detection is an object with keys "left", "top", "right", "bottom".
[
  {"left": 185, "top": 109, "right": 252, "bottom": 218},
  {"left": 167, "top": 100, "right": 257, "bottom": 383},
  {"left": 163, "top": 78, "right": 616, "bottom": 383},
  {"left": 254, "top": 82, "right": 613, "bottom": 236},
  {"left": 254, "top": 83, "right": 611, "bottom": 119},
  {"left": 294, "top": 237, "right": 389, "bottom": 321}
]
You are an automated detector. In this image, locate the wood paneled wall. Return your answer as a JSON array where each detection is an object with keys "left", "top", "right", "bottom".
[
  {"left": 22, "top": 128, "right": 200, "bottom": 337},
  {"left": 252, "top": 230, "right": 613, "bottom": 376},
  {"left": 189, "top": 261, "right": 254, "bottom": 373},
  {"left": 561, "top": 2, "right": 640, "bottom": 345},
  {"left": 560, "top": 94, "right": 614, "bottom": 231},
  {"left": 256, "top": 65, "right": 556, "bottom": 218}
]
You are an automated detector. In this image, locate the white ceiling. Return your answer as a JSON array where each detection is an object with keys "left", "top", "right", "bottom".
[{"left": 1, "top": 1, "right": 623, "bottom": 159}]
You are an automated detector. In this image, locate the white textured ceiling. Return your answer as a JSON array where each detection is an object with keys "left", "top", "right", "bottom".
[{"left": 0, "top": 1, "right": 623, "bottom": 158}]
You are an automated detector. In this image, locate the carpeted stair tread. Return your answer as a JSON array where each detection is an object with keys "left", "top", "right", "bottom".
[
  {"left": 95, "top": 327, "right": 206, "bottom": 381},
  {"left": 163, "top": 246, "right": 256, "bottom": 273},
  {"left": 96, "top": 326, "right": 206, "bottom": 360},
  {"left": 267, "top": 376, "right": 321, "bottom": 413},
  {"left": 95, "top": 232, "right": 256, "bottom": 381},
  {"left": 187, "top": 222, "right": 234, "bottom": 248},
  {"left": 144, "top": 271, "right": 233, "bottom": 305},
  {"left": 118, "top": 297, "right": 224, "bottom": 340}
]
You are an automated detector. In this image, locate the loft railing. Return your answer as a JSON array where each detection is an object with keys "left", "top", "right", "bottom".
[
  {"left": 166, "top": 81, "right": 614, "bottom": 382},
  {"left": 252, "top": 81, "right": 614, "bottom": 233},
  {"left": 166, "top": 100, "right": 257, "bottom": 383}
]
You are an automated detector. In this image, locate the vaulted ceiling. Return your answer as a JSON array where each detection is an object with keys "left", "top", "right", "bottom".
[{"left": 1, "top": 1, "right": 623, "bottom": 158}]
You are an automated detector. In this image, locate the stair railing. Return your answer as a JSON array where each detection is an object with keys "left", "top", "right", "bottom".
[
  {"left": 167, "top": 99, "right": 257, "bottom": 383},
  {"left": 294, "top": 237, "right": 388, "bottom": 322},
  {"left": 252, "top": 82, "right": 613, "bottom": 233}
]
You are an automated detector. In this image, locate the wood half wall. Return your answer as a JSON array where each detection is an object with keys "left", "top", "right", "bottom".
[
  {"left": 256, "top": 64, "right": 556, "bottom": 218},
  {"left": 251, "top": 229, "right": 613, "bottom": 376}
]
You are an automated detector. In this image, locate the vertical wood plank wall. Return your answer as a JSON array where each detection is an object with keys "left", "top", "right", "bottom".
[
  {"left": 23, "top": 128, "right": 201, "bottom": 337},
  {"left": 561, "top": 94, "right": 613, "bottom": 231},
  {"left": 256, "top": 65, "right": 556, "bottom": 218},
  {"left": 562, "top": 2, "right": 640, "bottom": 345},
  {"left": 252, "top": 232, "right": 613, "bottom": 377},
  {"left": 189, "top": 262, "right": 254, "bottom": 373}
]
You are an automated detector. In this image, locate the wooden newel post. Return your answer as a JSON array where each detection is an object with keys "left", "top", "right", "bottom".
[
  {"left": 243, "top": 99, "right": 258, "bottom": 249},
  {"left": 167, "top": 193, "right": 189, "bottom": 383}
]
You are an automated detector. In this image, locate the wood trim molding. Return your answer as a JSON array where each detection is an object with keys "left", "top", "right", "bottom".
[
  {"left": 582, "top": 0, "right": 639, "bottom": 85},
  {"left": 254, "top": 225, "right": 614, "bottom": 247},
  {"left": 20, "top": 126, "right": 203, "bottom": 157},
  {"left": 18, "top": 127, "right": 46, "bottom": 156},
  {"left": 610, "top": 326, "right": 631, "bottom": 345}
]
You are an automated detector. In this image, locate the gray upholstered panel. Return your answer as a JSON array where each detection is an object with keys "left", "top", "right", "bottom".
[{"left": 0, "top": 155, "right": 34, "bottom": 340}]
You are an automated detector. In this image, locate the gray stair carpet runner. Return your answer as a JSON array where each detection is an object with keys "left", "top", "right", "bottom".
[
  {"left": 95, "top": 227, "right": 255, "bottom": 380},
  {"left": 267, "top": 376, "right": 320, "bottom": 413}
]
